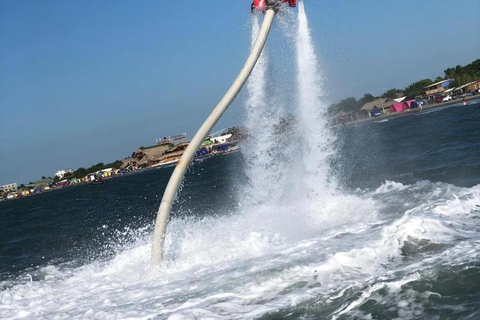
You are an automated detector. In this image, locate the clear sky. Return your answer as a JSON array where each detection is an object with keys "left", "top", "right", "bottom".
[{"left": 1, "top": 0, "right": 479, "bottom": 185}]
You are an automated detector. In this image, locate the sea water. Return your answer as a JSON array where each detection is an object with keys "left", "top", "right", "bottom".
[
  {"left": 1, "top": 103, "right": 480, "bottom": 319},
  {"left": 1, "top": 3, "right": 480, "bottom": 319}
]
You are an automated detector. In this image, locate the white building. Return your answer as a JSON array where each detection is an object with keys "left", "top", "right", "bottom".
[
  {"left": 55, "top": 169, "right": 74, "bottom": 179},
  {"left": 1, "top": 183, "right": 18, "bottom": 193},
  {"left": 210, "top": 134, "right": 233, "bottom": 144}
]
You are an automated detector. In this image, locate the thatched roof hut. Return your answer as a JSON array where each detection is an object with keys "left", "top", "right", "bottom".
[
  {"left": 361, "top": 98, "right": 394, "bottom": 111},
  {"left": 165, "top": 142, "right": 189, "bottom": 154}
]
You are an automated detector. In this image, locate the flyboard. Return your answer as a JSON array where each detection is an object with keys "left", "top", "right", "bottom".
[{"left": 151, "top": 0, "right": 297, "bottom": 265}]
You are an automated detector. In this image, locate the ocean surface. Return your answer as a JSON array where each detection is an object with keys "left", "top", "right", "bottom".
[{"left": 1, "top": 100, "right": 479, "bottom": 319}]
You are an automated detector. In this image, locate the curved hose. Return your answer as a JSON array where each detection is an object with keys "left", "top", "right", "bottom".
[{"left": 151, "top": 9, "right": 277, "bottom": 265}]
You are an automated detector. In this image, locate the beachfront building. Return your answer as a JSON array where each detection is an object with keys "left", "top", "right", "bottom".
[
  {"left": 466, "top": 80, "right": 480, "bottom": 92},
  {"left": 1, "top": 183, "right": 18, "bottom": 193},
  {"left": 55, "top": 169, "right": 74, "bottom": 179},
  {"left": 457, "top": 80, "right": 480, "bottom": 95},
  {"left": 441, "top": 80, "right": 480, "bottom": 98},
  {"left": 425, "top": 79, "right": 454, "bottom": 101},
  {"left": 361, "top": 98, "right": 394, "bottom": 117},
  {"left": 26, "top": 178, "right": 53, "bottom": 190}
]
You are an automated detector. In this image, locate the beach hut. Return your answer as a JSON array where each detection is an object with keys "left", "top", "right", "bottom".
[{"left": 361, "top": 98, "right": 394, "bottom": 117}]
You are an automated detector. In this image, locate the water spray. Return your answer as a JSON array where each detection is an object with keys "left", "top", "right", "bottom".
[{"left": 151, "top": 1, "right": 298, "bottom": 265}]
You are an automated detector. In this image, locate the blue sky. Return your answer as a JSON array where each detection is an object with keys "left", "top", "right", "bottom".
[{"left": 1, "top": 0, "right": 479, "bottom": 185}]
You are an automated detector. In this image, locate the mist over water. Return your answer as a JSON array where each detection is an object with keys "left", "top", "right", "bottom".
[
  {"left": 295, "top": 0, "right": 335, "bottom": 193},
  {"left": 1, "top": 2, "right": 480, "bottom": 319},
  {"left": 240, "top": 3, "right": 373, "bottom": 243},
  {"left": 242, "top": 14, "right": 284, "bottom": 206}
]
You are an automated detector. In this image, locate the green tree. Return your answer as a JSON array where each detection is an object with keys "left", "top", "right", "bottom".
[
  {"left": 404, "top": 79, "right": 433, "bottom": 99},
  {"left": 381, "top": 89, "right": 401, "bottom": 99},
  {"left": 329, "top": 97, "right": 358, "bottom": 114},
  {"left": 86, "top": 163, "right": 105, "bottom": 174},
  {"left": 63, "top": 172, "right": 75, "bottom": 180},
  {"left": 444, "top": 59, "right": 480, "bottom": 86},
  {"left": 74, "top": 167, "right": 88, "bottom": 179},
  {"left": 357, "top": 93, "right": 376, "bottom": 109},
  {"left": 449, "top": 78, "right": 459, "bottom": 88},
  {"left": 444, "top": 67, "right": 455, "bottom": 79},
  {"left": 109, "top": 160, "right": 122, "bottom": 169},
  {"left": 363, "top": 93, "right": 376, "bottom": 101}
]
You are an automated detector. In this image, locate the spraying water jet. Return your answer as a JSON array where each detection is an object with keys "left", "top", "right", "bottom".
[{"left": 151, "top": 1, "right": 297, "bottom": 265}]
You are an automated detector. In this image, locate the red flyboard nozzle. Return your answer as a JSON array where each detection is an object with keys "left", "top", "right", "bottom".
[
  {"left": 252, "top": 0, "right": 296, "bottom": 13},
  {"left": 252, "top": 0, "right": 267, "bottom": 12}
]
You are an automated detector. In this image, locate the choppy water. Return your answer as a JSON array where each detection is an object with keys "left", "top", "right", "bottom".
[{"left": 1, "top": 101, "right": 479, "bottom": 319}]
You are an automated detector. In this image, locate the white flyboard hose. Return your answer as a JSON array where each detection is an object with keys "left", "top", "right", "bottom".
[{"left": 151, "top": 8, "right": 276, "bottom": 265}]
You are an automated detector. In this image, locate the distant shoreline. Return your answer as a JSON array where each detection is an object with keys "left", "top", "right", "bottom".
[{"left": 340, "top": 95, "right": 479, "bottom": 127}]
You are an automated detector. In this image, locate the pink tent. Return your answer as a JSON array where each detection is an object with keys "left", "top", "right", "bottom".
[
  {"left": 389, "top": 100, "right": 415, "bottom": 113},
  {"left": 390, "top": 103, "right": 407, "bottom": 112},
  {"left": 404, "top": 100, "right": 416, "bottom": 108}
]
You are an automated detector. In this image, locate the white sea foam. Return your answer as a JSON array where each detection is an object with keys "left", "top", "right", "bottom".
[
  {"left": 374, "top": 180, "right": 409, "bottom": 194},
  {"left": 1, "top": 182, "right": 479, "bottom": 319}
]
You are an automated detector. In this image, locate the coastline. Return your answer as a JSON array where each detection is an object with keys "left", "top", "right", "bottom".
[
  {"left": 0, "top": 141, "right": 240, "bottom": 202},
  {"left": 3, "top": 97, "right": 478, "bottom": 201},
  {"left": 340, "top": 95, "right": 479, "bottom": 127}
]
